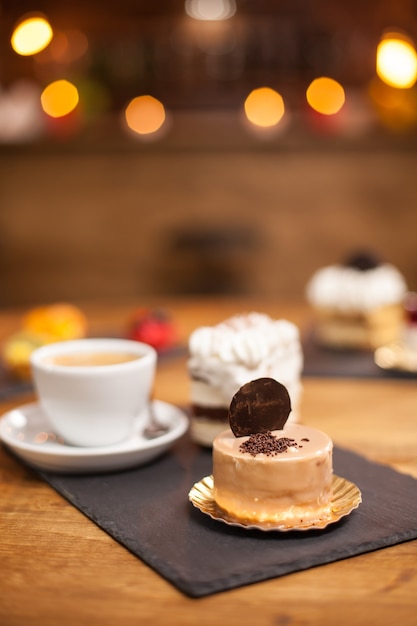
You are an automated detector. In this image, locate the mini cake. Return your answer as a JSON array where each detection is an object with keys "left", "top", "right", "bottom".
[
  {"left": 306, "top": 251, "right": 407, "bottom": 350},
  {"left": 402, "top": 291, "right": 417, "bottom": 351},
  {"left": 187, "top": 312, "right": 303, "bottom": 446},
  {"left": 125, "top": 307, "right": 178, "bottom": 351},
  {"left": 212, "top": 378, "right": 333, "bottom": 525}
]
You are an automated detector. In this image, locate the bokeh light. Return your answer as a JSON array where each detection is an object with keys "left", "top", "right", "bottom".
[
  {"left": 0, "top": 80, "right": 44, "bottom": 143},
  {"left": 49, "top": 29, "right": 89, "bottom": 63},
  {"left": 40, "top": 80, "right": 79, "bottom": 118},
  {"left": 185, "top": 0, "right": 236, "bottom": 21},
  {"left": 244, "top": 87, "right": 285, "bottom": 128},
  {"left": 11, "top": 16, "right": 53, "bottom": 56},
  {"left": 306, "top": 77, "right": 346, "bottom": 115},
  {"left": 124, "top": 95, "right": 166, "bottom": 135},
  {"left": 369, "top": 77, "right": 417, "bottom": 131},
  {"left": 376, "top": 35, "right": 417, "bottom": 89}
]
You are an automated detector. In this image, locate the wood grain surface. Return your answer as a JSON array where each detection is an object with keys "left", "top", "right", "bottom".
[{"left": 1, "top": 297, "right": 416, "bottom": 626}]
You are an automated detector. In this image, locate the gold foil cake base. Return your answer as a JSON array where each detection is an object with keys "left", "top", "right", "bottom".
[{"left": 189, "top": 475, "right": 362, "bottom": 532}]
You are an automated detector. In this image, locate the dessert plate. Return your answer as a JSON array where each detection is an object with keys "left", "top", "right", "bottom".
[
  {"left": 374, "top": 341, "right": 417, "bottom": 374},
  {"left": 0, "top": 400, "right": 188, "bottom": 474},
  {"left": 189, "top": 474, "right": 362, "bottom": 532}
]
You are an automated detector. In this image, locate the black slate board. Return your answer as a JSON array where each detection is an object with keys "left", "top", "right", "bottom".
[
  {"left": 302, "top": 334, "right": 417, "bottom": 379},
  {"left": 31, "top": 433, "right": 417, "bottom": 598}
]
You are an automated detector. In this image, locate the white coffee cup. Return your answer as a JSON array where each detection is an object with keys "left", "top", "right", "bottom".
[{"left": 30, "top": 338, "right": 157, "bottom": 447}]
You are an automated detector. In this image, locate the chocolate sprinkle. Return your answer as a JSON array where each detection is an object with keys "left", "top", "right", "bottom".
[
  {"left": 239, "top": 431, "right": 299, "bottom": 457},
  {"left": 228, "top": 377, "right": 292, "bottom": 437}
]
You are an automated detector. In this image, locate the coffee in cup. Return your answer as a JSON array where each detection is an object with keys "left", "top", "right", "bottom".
[
  {"left": 43, "top": 351, "right": 140, "bottom": 367},
  {"left": 30, "top": 338, "right": 157, "bottom": 447}
]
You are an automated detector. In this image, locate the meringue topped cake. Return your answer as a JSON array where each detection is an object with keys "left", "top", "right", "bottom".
[
  {"left": 212, "top": 378, "right": 333, "bottom": 524},
  {"left": 188, "top": 312, "right": 303, "bottom": 446},
  {"left": 306, "top": 251, "right": 407, "bottom": 350}
]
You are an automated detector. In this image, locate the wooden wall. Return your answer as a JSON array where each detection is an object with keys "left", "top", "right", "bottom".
[{"left": 1, "top": 137, "right": 416, "bottom": 307}]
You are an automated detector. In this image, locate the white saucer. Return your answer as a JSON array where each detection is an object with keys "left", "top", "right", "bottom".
[{"left": 0, "top": 400, "right": 189, "bottom": 474}]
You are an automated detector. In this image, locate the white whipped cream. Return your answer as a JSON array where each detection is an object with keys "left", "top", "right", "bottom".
[
  {"left": 188, "top": 312, "right": 303, "bottom": 410},
  {"left": 306, "top": 264, "right": 407, "bottom": 312}
]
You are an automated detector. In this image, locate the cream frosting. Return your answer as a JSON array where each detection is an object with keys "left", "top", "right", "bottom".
[
  {"left": 213, "top": 424, "right": 333, "bottom": 523},
  {"left": 188, "top": 313, "right": 303, "bottom": 412},
  {"left": 306, "top": 263, "right": 407, "bottom": 312}
]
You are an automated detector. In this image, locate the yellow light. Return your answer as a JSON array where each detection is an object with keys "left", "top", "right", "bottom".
[
  {"left": 244, "top": 87, "right": 285, "bottom": 128},
  {"left": 376, "top": 37, "right": 417, "bottom": 88},
  {"left": 40, "top": 80, "right": 79, "bottom": 118},
  {"left": 11, "top": 16, "right": 53, "bottom": 56},
  {"left": 306, "top": 77, "right": 345, "bottom": 115},
  {"left": 125, "top": 95, "right": 166, "bottom": 135}
]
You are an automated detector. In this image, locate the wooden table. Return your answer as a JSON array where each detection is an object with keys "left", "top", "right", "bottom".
[{"left": 1, "top": 297, "right": 416, "bottom": 626}]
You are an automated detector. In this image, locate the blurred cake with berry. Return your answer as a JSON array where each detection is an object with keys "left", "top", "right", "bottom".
[
  {"left": 126, "top": 308, "right": 178, "bottom": 352},
  {"left": 374, "top": 291, "right": 417, "bottom": 373},
  {"left": 402, "top": 291, "right": 417, "bottom": 351},
  {"left": 187, "top": 312, "right": 303, "bottom": 446},
  {"left": 306, "top": 250, "right": 407, "bottom": 350}
]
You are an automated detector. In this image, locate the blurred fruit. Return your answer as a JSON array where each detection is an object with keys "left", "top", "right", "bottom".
[
  {"left": 22, "top": 303, "right": 88, "bottom": 340},
  {"left": 404, "top": 292, "right": 417, "bottom": 325},
  {"left": 2, "top": 330, "right": 52, "bottom": 380},
  {"left": 2, "top": 303, "right": 88, "bottom": 381},
  {"left": 126, "top": 308, "right": 178, "bottom": 351}
]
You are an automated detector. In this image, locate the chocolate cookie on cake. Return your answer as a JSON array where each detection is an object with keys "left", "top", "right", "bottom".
[
  {"left": 187, "top": 312, "right": 303, "bottom": 446},
  {"left": 212, "top": 378, "right": 334, "bottom": 525},
  {"left": 306, "top": 251, "right": 407, "bottom": 350}
]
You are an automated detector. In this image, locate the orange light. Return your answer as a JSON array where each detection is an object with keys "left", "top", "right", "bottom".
[
  {"left": 368, "top": 78, "right": 417, "bottom": 131},
  {"left": 40, "top": 80, "right": 79, "bottom": 118},
  {"left": 306, "top": 77, "right": 345, "bottom": 115},
  {"left": 244, "top": 87, "right": 285, "bottom": 128},
  {"left": 50, "top": 29, "right": 88, "bottom": 63},
  {"left": 125, "top": 95, "right": 166, "bottom": 135}
]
